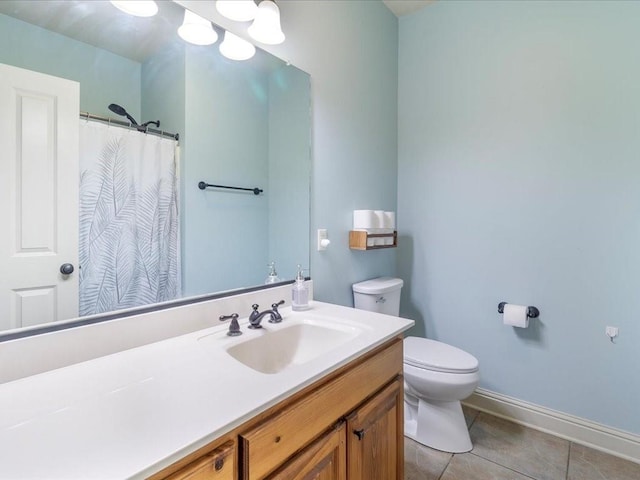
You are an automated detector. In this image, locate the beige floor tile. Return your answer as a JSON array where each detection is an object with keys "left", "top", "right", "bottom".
[
  {"left": 469, "top": 413, "right": 569, "bottom": 480},
  {"left": 404, "top": 437, "right": 452, "bottom": 480},
  {"left": 568, "top": 443, "right": 640, "bottom": 480},
  {"left": 462, "top": 404, "right": 480, "bottom": 428},
  {"left": 440, "top": 453, "right": 533, "bottom": 480}
]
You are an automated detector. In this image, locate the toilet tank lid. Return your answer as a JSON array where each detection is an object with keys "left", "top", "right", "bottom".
[
  {"left": 404, "top": 336, "right": 479, "bottom": 373},
  {"left": 352, "top": 277, "right": 403, "bottom": 294}
]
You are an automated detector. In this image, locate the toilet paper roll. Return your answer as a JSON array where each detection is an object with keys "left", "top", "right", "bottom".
[
  {"left": 503, "top": 304, "right": 529, "bottom": 328},
  {"left": 382, "top": 228, "right": 395, "bottom": 245},
  {"left": 373, "top": 211, "right": 385, "bottom": 244},
  {"left": 384, "top": 211, "right": 396, "bottom": 229},
  {"left": 353, "top": 210, "right": 376, "bottom": 229},
  {"left": 363, "top": 228, "right": 384, "bottom": 246},
  {"left": 373, "top": 210, "right": 385, "bottom": 228}
]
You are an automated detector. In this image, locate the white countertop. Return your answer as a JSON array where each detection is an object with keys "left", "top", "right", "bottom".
[{"left": 0, "top": 301, "right": 413, "bottom": 479}]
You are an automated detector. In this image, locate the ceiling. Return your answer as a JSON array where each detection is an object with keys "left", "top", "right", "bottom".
[
  {"left": 0, "top": 0, "right": 436, "bottom": 59},
  {"left": 382, "top": 0, "right": 435, "bottom": 17},
  {"left": 0, "top": 0, "right": 281, "bottom": 71},
  {"left": 0, "top": 0, "right": 181, "bottom": 62}
]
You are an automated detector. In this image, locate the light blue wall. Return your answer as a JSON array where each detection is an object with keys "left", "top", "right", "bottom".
[
  {"left": 398, "top": 0, "right": 640, "bottom": 434},
  {"left": 268, "top": 65, "right": 311, "bottom": 281},
  {"left": 182, "top": 48, "right": 270, "bottom": 295},
  {"left": 141, "top": 43, "right": 186, "bottom": 139},
  {"left": 256, "top": 0, "right": 400, "bottom": 305},
  {"left": 142, "top": 44, "right": 311, "bottom": 296},
  {"left": 183, "top": 0, "right": 400, "bottom": 305},
  {"left": 0, "top": 14, "right": 141, "bottom": 119}
]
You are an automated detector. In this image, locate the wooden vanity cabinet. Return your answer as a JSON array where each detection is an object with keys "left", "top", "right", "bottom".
[
  {"left": 152, "top": 338, "right": 403, "bottom": 480},
  {"left": 240, "top": 339, "right": 403, "bottom": 480},
  {"left": 259, "top": 377, "right": 403, "bottom": 480}
]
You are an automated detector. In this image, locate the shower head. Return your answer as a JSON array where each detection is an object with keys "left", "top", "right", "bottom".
[{"left": 108, "top": 103, "right": 138, "bottom": 126}]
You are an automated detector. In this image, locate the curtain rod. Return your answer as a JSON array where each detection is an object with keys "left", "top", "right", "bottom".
[{"left": 79, "top": 111, "right": 179, "bottom": 141}]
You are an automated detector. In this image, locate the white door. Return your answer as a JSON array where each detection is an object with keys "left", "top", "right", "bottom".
[{"left": 0, "top": 63, "right": 79, "bottom": 331}]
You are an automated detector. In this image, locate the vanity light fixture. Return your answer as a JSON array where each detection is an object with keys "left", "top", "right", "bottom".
[
  {"left": 248, "top": 0, "right": 285, "bottom": 45},
  {"left": 178, "top": 10, "right": 218, "bottom": 46},
  {"left": 219, "top": 31, "right": 256, "bottom": 61},
  {"left": 215, "top": 0, "right": 258, "bottom": 22},
  {"left": 110, "top": 0, "right": 158, "bottom": 17}
]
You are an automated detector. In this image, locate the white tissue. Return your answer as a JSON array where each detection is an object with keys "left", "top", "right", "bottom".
[
  {"left": 384, "top": 211, "right": 396, "bottom": 229},
  {"left": 353, "top": 210, "right": 376, "bottom": 229},
  {"left": 353, "top": 210, "right": 396, "bottom": 247},
  {"left": 503, "top": 304, "right": 529, "bottom": 328},
  {"left": 366, "top": 232, "right": 375, "bottom": 247},
  {"left": 372, "top": 211, "right": 385, "bottom": 244}
]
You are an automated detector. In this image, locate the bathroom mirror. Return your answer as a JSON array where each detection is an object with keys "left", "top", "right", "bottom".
[{"left": 0, "top": 0, "right": 311, "bottom": 339}]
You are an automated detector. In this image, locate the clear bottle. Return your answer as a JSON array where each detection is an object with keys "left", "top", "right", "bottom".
[
  {"left": 265, "top": 261, "right": 281, "bottom": 284},
  {"left": 291, "top": 264, "right": 310, "bottom": 311}
]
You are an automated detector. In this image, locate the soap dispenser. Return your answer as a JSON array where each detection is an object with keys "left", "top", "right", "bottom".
[
  {"left": 265, "top": 261, "right": 281, "bottom": 284},
  {"left": 291, "top": 264, "right": 310, "bottom": 311}
]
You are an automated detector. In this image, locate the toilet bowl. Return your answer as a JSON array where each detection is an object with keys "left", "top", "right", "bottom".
[
  {"left": 352, "top": 277, "right": 480, "bottom": 453},
  {"left": 403, "top": 336, "right": 479, "bottom": 453}
]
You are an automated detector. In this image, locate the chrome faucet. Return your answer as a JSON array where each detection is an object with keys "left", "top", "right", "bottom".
[{"left": 248, "top": 300, "right": 285, "bottom": 329}]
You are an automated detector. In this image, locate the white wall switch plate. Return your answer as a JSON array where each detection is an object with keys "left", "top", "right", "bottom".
[{"left": 317, "top": 229, "right": 330, "bottom": 251}]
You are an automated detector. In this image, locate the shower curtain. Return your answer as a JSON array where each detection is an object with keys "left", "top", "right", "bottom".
[{"left": 79, "top": 120, "right": 181, "bottom": 316}]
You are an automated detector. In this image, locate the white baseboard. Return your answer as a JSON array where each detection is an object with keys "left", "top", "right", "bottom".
[{"left": 463, "top": 388, "right": 640, "bottom": 465}]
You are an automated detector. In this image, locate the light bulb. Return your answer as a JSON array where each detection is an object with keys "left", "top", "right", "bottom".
[
  {"left": 110, "top": 1, "right": 158, "bottom": 17},
  {"left": 219, "top": 31, "right": 256, "bottom": 61},
  {"left": 178, "top": 10, "right": 218, "bottom": 46},
  {"left": 248, "top": 0, "right": 285, "bottom": 45},
  {"left": 216, "top": 1, "right": 258, "bottom": 22}
]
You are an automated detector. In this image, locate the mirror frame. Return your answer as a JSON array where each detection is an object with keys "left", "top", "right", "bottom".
[{"left": 0, "top": 279, "right": 301, "bottom": 342}]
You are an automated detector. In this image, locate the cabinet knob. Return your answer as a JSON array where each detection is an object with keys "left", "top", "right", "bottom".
[
  {"left": 214, "top": 458, "right": 224, "bottom": 471},
  {"left": 353, "top": 429, "right": 365, "bottom": 440}
]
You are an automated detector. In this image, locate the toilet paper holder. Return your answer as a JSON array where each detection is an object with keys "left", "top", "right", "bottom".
[{"left": 498, "top": 302, "right": 540, "bottom": 318}]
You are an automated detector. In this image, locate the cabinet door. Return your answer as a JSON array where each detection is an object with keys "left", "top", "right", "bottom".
[
  {"left": 165, "top": 441, "right": 235, "bottom": 480},
  {"left": 267, "top": 423, "right": 346, "bottom": 480},
  {"left": 346, "top": 378, "right": 403, "bottom": 480}
]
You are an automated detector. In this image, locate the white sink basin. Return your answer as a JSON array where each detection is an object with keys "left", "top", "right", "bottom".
[{"left": 224, "top": 320, "right": 362, "bottom": 374}]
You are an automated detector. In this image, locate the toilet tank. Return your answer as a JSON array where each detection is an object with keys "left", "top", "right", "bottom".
[{"left": 352, "top": 277, "right": 404, "bottom": 316}]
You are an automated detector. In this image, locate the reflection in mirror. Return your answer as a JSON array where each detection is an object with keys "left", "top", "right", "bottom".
[{"left": 0, "top": 0, "right": 311, "bottom": 338}]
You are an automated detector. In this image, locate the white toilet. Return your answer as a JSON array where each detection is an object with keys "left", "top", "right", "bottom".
[{"left": 352, "top": 277, "right": 480, "bottom": 453}]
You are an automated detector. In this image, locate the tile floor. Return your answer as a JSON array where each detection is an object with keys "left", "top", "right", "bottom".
[{"left": 405, "top": 407, "right": 640, "bottom": 480}]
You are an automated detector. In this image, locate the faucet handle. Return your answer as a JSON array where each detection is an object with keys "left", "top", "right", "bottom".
[
  {"left": 220, "top": 313, "right": 242, "bottom": 336},
  {"left": 269, "top": 300, "right": 285, "bottom": 323}
]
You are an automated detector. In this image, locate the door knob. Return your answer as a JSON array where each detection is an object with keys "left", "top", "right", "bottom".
[{"left": 60, "top": 263, "right": 74, "bottom": 275}]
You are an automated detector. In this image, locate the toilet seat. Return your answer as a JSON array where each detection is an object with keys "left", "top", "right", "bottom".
[{"left": 404, "top": 337, "right": 479, "bottom": 374}]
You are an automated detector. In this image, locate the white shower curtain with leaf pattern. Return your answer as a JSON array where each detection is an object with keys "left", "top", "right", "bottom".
[{"left": 79, "top": 120, "right": 180, "bottom": 316}]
